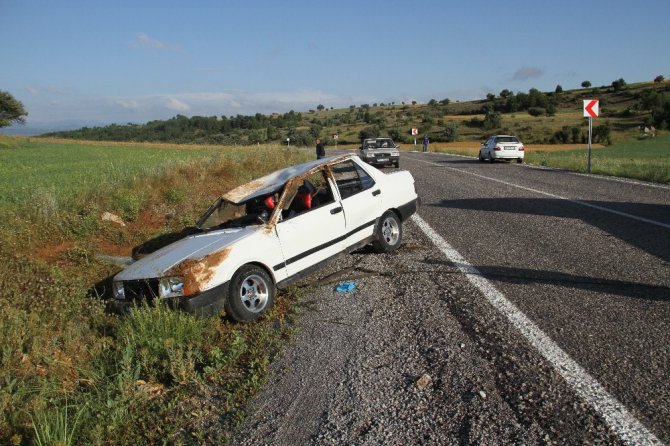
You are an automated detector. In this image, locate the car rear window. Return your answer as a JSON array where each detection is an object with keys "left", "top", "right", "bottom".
[
  {"left": 495, "top": 136, "right": 519, "bottom": 143},
  {"left": 331, "top": 160, "right": 375, "bottom": 200}
]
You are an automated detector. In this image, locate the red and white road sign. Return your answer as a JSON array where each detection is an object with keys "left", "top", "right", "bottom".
[
  {"left": 583, "top": 99, "right": 599, "bottom": 118},
  {"left": 411, "top": 128, "right": 419, "bottom": 136}
]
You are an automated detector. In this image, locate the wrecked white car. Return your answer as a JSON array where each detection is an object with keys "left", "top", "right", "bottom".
[{"left": 112, "top": 154, "right": 418, "bottom": 322}]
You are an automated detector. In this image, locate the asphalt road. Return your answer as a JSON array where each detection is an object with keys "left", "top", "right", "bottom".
[
  {"left": 232, "top": 151, "right": 669, "bottom": 445},
  {"left": 405, "top": 152, "right": 670, "bottom": 443}
]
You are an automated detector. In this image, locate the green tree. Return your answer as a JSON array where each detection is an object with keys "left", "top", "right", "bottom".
[
  {"left": 651, "top": 94, "right": 670, "bottom": 129},
  {"left": 581, "top": 80, "right": 591, "bottom": 88},
  {"left": 612, "top": 78, "right": 626, "bottom": 91},
  {"left": 443, "top": 122, "right": 459, "bottom": 142},
  {"left": 358, "top": 125, "right": 380, "bottom": 141},
  {"left": 316, "top": 104, "right": 325, "bottom": 111},
  {"left": 555, "top": 84, "right": 563, "bottom": 94},
  {"left": 654, "top": 75, "right": 665, "bottom": 83},
  {"left": 483, "top": 111, "right": 501, "bottom": 130},
  {"left": 0, "top": 90, "right": 28, "bottom": 127}
]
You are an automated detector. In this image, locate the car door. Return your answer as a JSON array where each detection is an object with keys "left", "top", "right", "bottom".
[
  {"left": 330, "top": 159, "right": 383, "bottom": 248},
  {"left": 273, "top": 170, "right": 346, "bottom": 278}
]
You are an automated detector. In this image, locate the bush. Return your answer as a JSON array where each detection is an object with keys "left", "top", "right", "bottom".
[
  {"left": 112, "top": 189, "right": 142, "bottom": 221},
  {"left": 358, "top": 125, "right": 380, "bottom": 141},
  {"left": 612, "top": 78, "right": 627, "bottom": 91},
  {"left": 443, "top": 122, "right": 459, "bottom": 142},
  {"left": 115, "top": 301, "right": 220, "bottom": 384},
  {"left": 528, "top": 107, "right": 546, "bottom": 117},
  {"left": 483, "top": 111, "right": 501, "bottom": 130},
  {"left": 593, "top": 124, "right": 612, "bottom": 144}
]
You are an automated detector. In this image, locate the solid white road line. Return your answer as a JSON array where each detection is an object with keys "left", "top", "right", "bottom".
[
  {"left": 411, "top": 213, "right": 662, "bottom": 446},
  {"left": 412, "top": 157, "right": 670, "bottom": 230}
]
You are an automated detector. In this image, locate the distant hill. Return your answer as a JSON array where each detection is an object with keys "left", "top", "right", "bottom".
[
  {"left": 1, "top": 120, "right": 109, "bottom": 137},
  {"left": 41, "top": 79, "right": 670, "bottom": 146}
]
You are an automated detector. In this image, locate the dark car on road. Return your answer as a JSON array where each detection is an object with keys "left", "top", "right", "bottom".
[{"left": 359, "top": 138, "right": 400, "bottom": 168}]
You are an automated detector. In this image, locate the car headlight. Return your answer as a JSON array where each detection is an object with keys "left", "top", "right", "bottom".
[
  {"left": 391, "top": 151, "right": 399, "bottom": 156},
  {"left": 113, "top": 281, "right": 125, "bottom": 299},
  {"left": 159, "top": 276, "right": 184, "bottom": 298},
  {"left": 366, "top": 152, "right": 375, "bottom": 158}
]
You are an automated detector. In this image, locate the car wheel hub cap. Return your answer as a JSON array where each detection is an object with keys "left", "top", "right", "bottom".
[
  {"left": 240, "top": 274, "right": 269, "bottom": 313},
  {"left": 382, "top": 218, "right": 400, "bottom": 245}
]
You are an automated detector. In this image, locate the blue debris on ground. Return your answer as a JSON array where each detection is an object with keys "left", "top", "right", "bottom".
[{"left": 335, "top": 281, "right": 356, "bottom": 293}]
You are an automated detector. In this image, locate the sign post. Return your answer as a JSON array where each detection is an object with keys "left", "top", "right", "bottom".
[
  {"left": 333, "top": 134, "right": 338, "bottom": 149},
  {"left": 411, "top": 128, "right": 419, "bottom": 147},
  {"left": 583, "top": 99, "right": 599, "bottom": 174}
]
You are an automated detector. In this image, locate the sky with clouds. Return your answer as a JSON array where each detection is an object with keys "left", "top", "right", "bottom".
[{"left": 2, "top": 0, "right": 669, "bottom": 130}]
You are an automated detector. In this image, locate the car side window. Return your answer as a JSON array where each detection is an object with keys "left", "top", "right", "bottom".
[
  {"left": 331, "top": 160, "right": 375, "bottom": 200},
  {"left": 281, "top": 170, "right": 335, "bottom": 220}
]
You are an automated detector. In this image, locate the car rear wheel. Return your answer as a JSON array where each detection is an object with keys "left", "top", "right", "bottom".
[
  {"left": 478, "top": 151, "right": 484, "bottom": 162},
  {"left": 517, "top": 158, "right": 523, "bottom": 164},
  {"left": 488, "top": 152, "right": 495, "bottom": 162},
  {"left": 225, "top": 264, "right": 275, "bottom": 322},
  {"left": 373, "top": 211, "right": 403, "bottom": 253}
]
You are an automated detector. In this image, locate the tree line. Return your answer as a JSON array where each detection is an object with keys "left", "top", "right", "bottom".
[{"left": 3, "top": 76, "right": 668, "bottom": 145}]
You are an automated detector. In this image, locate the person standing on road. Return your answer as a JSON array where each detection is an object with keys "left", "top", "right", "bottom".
[
  {"left": 422, "top": 135, "right": 429, "bottom": 152},
  {"left": 316, "top": 138, "right": 326, "bottom": 159}
]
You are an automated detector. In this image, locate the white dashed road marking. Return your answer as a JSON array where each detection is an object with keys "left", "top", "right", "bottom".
[{"left": 411, "top": 213, "right": 663, "bottom": 445}]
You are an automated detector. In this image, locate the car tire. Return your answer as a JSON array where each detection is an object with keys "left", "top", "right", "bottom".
[
  {"left": 488, "top": 152, "right": 495, "bottom": 163},
  {"left": 394, "top": 162, "right": 400, "bottom": 169},
  {"left": 517, "top": 158, "right": 523, "bottom": 164},
  {"left": 478, "top": 151, "right": 484, "bottom": 162},
  {"left": 373, "top": 211, "right": 403, "bottom": 253},
  {"left": 225, "top": 264, "right": 275, "bottom": 322}
]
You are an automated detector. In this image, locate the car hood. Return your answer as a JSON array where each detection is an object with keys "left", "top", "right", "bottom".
[{"left": 114, "top": 226, "right": 257, "bottom": 281}]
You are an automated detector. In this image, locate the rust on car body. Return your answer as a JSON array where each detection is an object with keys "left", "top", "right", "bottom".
[{"left": 167, "top": 247, "right": 232, "bottom": 295}]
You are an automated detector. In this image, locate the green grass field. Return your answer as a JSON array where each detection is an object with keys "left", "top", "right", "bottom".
[
  {"left": 525, "top": 134, "right": 670, "bottom": 183},
  {"left": 0, "top": 138, "right": 244, "bottom": 209},
  {"left": 0, "top": 137, "right": 313, "bottom": 445}
]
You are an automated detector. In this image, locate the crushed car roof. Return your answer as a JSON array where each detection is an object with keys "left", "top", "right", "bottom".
[{"left": 223, "top": 154, "right": 351, "bottom": 203}]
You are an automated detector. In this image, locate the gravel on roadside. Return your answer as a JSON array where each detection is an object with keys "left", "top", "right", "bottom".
[{"left": 231, "top": 222, "right": 622, "bottom": 445}]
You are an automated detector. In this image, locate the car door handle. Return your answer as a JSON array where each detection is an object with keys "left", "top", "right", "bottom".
[
  {"left": 330, "top": 207, "right": 343, "bottom": 214},
  {"left": 372, "top": 189, "right": 381, "bottom": 196}
]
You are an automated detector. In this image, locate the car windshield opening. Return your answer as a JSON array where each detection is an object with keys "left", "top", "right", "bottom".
[{"left": 197, "top": 192, "right": 281, "bottom": 230}]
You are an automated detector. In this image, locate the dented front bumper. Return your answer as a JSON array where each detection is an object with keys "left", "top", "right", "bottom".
[{"left": 109, "top": 280, "right": 229, "bottom": 318}]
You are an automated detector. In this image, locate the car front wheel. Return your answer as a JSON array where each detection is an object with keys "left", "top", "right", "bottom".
[
  {"left": 225, "top": 264, "right": 275, "bottom": 322},
  {"left": 373, "top": 211, "right": 403, "bottom": 253}
]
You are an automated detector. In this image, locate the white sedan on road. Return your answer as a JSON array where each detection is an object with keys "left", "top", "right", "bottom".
[
  {"left": 112, "top": 154, "right": 418, "bottom": 322},
  {"left": 479, "top": 135, "right": 525, "bottom": 163}
]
